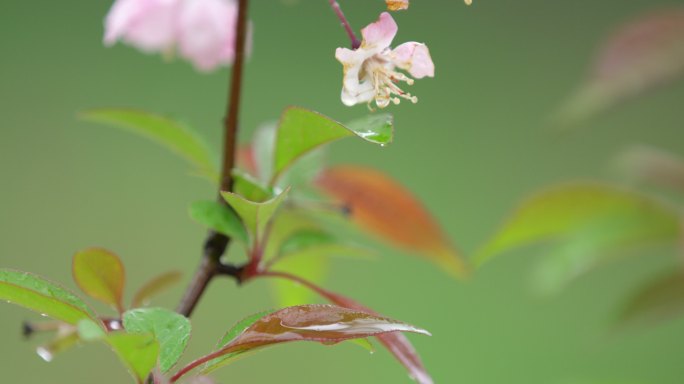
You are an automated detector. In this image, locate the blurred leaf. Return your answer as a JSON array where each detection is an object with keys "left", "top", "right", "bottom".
[
  {"left": 72, "top": 248, "right": 126, "bottom": 313},
  {"left": 123, "top": 308, "right": 191, "bottom": 372},
  {"left": 221, "top": 188, "right": 290, "bottom": 243},
  {"left": 268, "top": 227, "right": 374, "bottom": 306},
  {"left": 197, "top": 305, "right": 428, "bottom": 376},
  {"left": 232, "top": 169, "right": 272, "bottom": 202},
  {"left": 106, "top": 332, "right": 159, "bottom": 384},
  {"left": 270, "top": 253, "right": 328, "bottom": 307},
  {"left": 189, "top": 201, "right": 249, "bottom": 244},
  {"left": 80, "top": 109, "right": 218, "bottom": 181},
  {"left": 556, "top": 8, "right": 684, "bottom": 124},
  {"left": 202, "top": 309, "right": 276, "bottom": 374},
  {"left": 618, "top": 270, "right": 684, "bottom": 327},
  {"left": 131, "top": 271, "right": 183, "bottom": 308},
  {"left": 315, "top": 165, "right": 468, "bottom": 278},
  {"left": 35, "top": 330, "right": 80, "bottom": 362},
  {"left": 0, "top": 269, "right": 98, "bottom": 325},
  {"left": 77, "top": 318, "right": 107, "bottom": 341},
  {"left": 251, "top": 122, "right": 277, "bottom": 184},
  {"left": 476, "top": 183, "right": 681, "bottom": 291},
  {"left": 272, "top": 107, "right": 393, "bottom": 184},
  {"left": 617, "top": 145, "right": 684, "bottom": 193}
]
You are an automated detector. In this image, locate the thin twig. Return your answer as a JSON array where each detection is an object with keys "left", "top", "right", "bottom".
[
  {"left": 176, "top": 0, "right": 250, "bottom": 317},
  {"left": 329, "top": 0, "right": 361, "bottom": 49}
]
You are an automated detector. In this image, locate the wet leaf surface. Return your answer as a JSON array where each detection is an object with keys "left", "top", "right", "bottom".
[{"left": 0, "top": 269, "right": 98, "bottom": 325}]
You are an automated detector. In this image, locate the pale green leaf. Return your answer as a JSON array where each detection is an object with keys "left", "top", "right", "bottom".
[
  {"left": 220, "top": 188, "right": 290, "bottom": 243},
  {"left": 123, "top": 308, "right": 191, "bottom": 373},
  {"left": 106, "top": 332, "right": 160, "bottom": 384},
  {"left": 80, "top": 109, "right": 218, "bottom": 181}
]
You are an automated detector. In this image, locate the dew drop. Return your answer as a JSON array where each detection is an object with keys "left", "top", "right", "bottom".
[{"left": 36, "top": 347, "right": 53, "bottom": 362}]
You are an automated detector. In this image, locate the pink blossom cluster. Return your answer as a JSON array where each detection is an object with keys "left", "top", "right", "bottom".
[{"left": 104, "top": 0, "right": 244, "bottom": 72}]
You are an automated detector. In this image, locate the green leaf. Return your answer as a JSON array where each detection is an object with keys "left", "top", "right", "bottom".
[
  {"left": 131, "top": 271, "right": 183, "bottom": 308},
  {"left": 189, "top": 201, "right": 249, "bottom": 244},
  {"left": 123, "top": 307, "right": 191, "bottom": 373},
  {"left": 220, "top": 188, "right": 290, "bottom": 243},
  {"left": 106, "top": 332, "right": 159, "bottom": 384},
  {"left": 618, "top": 270, "right": 684, "bottom": 327},
  {"left": 72, "top": 248, "right": 126, "bottom": 313},
  {"left": 232, "top": 169, "right": 272, "bottom": 202},
  {"left": 80, "top": 109, "right": 218, "bottom": 181},
  {"left": 271, "top": 107, "right": 393, "bottom": 184},
  {"left": 476, "top": 183, "right": 681, "bottom": 291},
  {"left": 202, "top": 310, "right": 276, "bottom": 374},
  {"left": 0, "top": 269, "right": 98, "bottom": 325}
]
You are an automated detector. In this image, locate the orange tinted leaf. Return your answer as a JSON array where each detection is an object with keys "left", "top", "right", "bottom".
[
  {"left": 131, "top": 271, "right": 182, "bottom": 308},
  {"left": 557, "top": 8, "right": 684, "bottom": 123},
  {"left": 315, "top": 165, "right": 467, "bottom": 278},
  {"left": 73, "top": 248, "right": 126, "bottom": 313}
]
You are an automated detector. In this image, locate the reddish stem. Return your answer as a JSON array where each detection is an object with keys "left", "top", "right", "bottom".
[{"left": 328, "top": 0, "right": 361, "bottom": 49}]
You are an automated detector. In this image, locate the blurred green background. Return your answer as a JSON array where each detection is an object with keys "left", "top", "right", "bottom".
[{"left": 2, "top": 0, "right": 684, "bottom": 383}]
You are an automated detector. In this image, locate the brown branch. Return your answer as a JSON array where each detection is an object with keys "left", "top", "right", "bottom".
[
  {"left": 329, "top": 0, "right": 361, "bottom": 49},
  {"left": 176, "top": 0, "right": 250, "bottom": 317}
]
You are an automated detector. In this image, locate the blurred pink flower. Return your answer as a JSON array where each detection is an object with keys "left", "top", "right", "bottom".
[
  {"left": 104, "top": 0, "right": 246, "bottom": 72},
  {"left": 177, "top": 0, "right": 238, "bottom": 71},
  {"left": 335, "top": 12, "right": 434, "bottom": 108},
  {"left": 104, "top": 0, "right": 180, "bottom": 53}
]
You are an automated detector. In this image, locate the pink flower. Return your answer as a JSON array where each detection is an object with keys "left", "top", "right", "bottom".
[
  {"left": 104, "top": 0, "right": 180, "bottom": 53},
  {"left": 335, "top": 12, "right": 435, "bottom": 109},
  {"left": 103, "top": 0, "right": 247, "bottom": 72},
  {"left": 177, "top": 0, "right": 238, "bottom": 72}
]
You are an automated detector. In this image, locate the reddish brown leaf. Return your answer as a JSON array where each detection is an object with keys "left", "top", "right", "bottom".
[
  {"left": 315, "top": 165, "right": 467, "bottom": 278},
  {"left": 259, "top": 271, "right": 434, "bottom": 384},
  {"left": 131, "top": 270, "right": 182, "bottom": 308},
  {"left": 558, "top": 8, "right": 684, "bottom": 122},
  {"left": 171, "top": 304, "right": 429, "bottom": 382}
]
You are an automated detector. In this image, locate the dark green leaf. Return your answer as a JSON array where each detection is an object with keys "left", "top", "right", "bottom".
[
  {"left": 272, "top": 107, "right": 393, "bottom": 184},
  {"left": 189, "top": 201, "right": 249, "bottom": 244}
]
